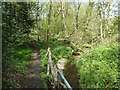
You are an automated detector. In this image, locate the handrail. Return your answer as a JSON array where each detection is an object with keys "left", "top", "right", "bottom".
[
  {"left": 47, "top": 47, "right": 72, "bottom": 89},
  {"left": 57, "top": 70, "right": 73, "bottom": 90}
]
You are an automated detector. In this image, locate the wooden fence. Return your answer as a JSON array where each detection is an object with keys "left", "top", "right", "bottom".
[{"left": 46, "top": 47, "right": 72, "bottom": 89}]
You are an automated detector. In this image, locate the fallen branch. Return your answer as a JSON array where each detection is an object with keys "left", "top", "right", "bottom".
[
  {"left": 70, "top": 42, "right": 84, "bottom": 53},
  {"left": 48, "top": 48, "right": 57, "bottom": 79},
  {"left": 46, "top": 48, "right": 49, "bottom": 76},
  {"left": 47, "top": 47, "right": 58, "bottom": 88}
]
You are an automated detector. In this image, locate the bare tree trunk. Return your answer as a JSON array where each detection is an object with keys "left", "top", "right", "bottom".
[
  {"left": 100, "top": 9, "right": 103, "bottom": 42},
  {"left": 107, "top": 2, "right": 111, "bottom": 37},
  {"left": 100, "top": 18, "right": 103, "bottom": 42},
  {"left": 47, "top": 1, "right": 52, "bottom": 47},
  {"left": 60, "top": 1, "right": 66, "bottom": 37},
  {"left": 103, "top": 1, "right": 105, "bottom": 39},
  {"left": 76, "top": 3, "right": 81, "bottom": 30},
  {"left": 98, "top": 1, "right": 103, "bottom": 42}
]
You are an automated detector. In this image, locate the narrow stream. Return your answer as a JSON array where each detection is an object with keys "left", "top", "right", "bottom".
[{"left": 63, "top": 56, "right": 80, "bottom": 88}]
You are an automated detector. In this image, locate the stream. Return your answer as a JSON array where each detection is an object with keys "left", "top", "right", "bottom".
[{"left": 63, "top": 56, "right": 80, "bottom": 88}]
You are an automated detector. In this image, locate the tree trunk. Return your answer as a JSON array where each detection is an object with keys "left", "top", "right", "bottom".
[
  {"left": 76, "top": 3, "right": 81, "bottom": 30},
  {"left": 98, "top": 1, "right": 103, "bottom": 42},
  {"left": 61, "top": 1, "right": 66, "bottom": 37},
  {"left": 107, "top": 2, "right": 111, "bottom": 37},
  {"left": 100, "top": 18, "right": 103, "bottom": 42},
  {"left": 47, "top": 1, "right": 52, "bottom": 47},
  {"left": 103, "top": 1, "right": 105, "bottom": 39}
]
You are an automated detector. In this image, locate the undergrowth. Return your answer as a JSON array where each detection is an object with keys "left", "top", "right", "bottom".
[
  {"left": 3, "top": 44, "right": 32, "bottom": 74},
  {"left": 77, "top": 42, "right": 119, "bottom": 88}
]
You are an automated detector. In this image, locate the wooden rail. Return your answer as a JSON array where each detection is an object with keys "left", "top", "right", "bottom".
[
  {"left": 47, "top": 47, "right": 72, "bottom": 89},
  {"left": 47, "top": 47, "right": 57, "bottom": 86}
]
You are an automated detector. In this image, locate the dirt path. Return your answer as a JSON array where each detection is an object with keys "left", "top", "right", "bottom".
[{"left": 25, "top": 45, "right": 43, "bottom": 88}]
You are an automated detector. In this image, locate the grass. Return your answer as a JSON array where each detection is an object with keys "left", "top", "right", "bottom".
[
  {"left": 36, "top": 39, "right": 72, "bottom": 70},
  {"left": 3, "top": 44, "right": 33, "bottom": 74},
  {"left": 77, "top": 42, "right": 119, "bottom": 88}
]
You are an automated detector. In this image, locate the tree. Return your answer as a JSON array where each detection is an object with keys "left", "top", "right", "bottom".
[
  {"left": 47, "top": 1, "right": 52, "bottom": 47},
  {"left": 2, "top": 2, "right": 35, "bottom": 67}
]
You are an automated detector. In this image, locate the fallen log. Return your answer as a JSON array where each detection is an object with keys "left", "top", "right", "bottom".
[{"left": 70, "top": 41, "right": 84, "bottom": 53}]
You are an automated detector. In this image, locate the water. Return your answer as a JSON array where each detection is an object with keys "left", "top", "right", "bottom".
[{"left": 63, "top": 57, "right": 80, "bottom": 88}]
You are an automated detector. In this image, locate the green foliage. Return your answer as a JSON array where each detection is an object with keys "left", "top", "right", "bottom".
[
  {"left": 3, "top": 44, "right": 32, "bottom": 73},
  {"left": 36, "top": 39, "right": 72, "bottom": 71},
  {"left": 41, "top": 72, "right": 47, "bottom": 80},
  {"left": 50, "top": 40, "right": 72, "bottom": 63},
  {"left": 2, "top": 2, "right": 36, "bottom": 74},
  {"left": 77, "top": 42, "right": 119, "bottom": 88},
  {"left": 36, "top": 39, "right": 72, "bottom": 87},
  {"left": 2, "top": 2, "right": 35, "bottom": 47},
  {"left": 2, "top": 1, "right": 119, "bottom": 88},
  {"left": 3, "top": 82, "right": 15, "bottom": 89}
]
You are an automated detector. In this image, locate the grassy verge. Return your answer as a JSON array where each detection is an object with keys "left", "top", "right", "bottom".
[
  {"left": 3, "top": 44, "right": 33, "bottom": 73},
  {"left": 77, "top": 42, "right": 119, "bottom": 88}
]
